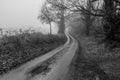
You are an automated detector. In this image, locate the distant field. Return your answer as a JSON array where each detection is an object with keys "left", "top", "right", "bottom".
[{"left": 0, "top": 32, "right": 67, "bottom": 75}]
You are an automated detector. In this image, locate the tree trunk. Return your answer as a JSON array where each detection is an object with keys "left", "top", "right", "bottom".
[
  {"left": 85, "top": 15, "right": 91, "bottom": 36},
  {"left": 58, "top": 4, "right": 65, "bottom": 35},
  {"left": 58, "top": 16, "right": 65, "bottom": 34},
  {"left": 58, "top": 23, "right": 65, "bottom": 34},
  {"left": 85, "top": 0, "right": 92, "bottom": 36},
  {"left": 103, "top": 0, "right": 117, "bottom": 42},
  {"left": 49, "top": 23, "right": 52, "bottom": 35}
]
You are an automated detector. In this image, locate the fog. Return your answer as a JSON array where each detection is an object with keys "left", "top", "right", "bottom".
[{"left": 0, "top": 0, "right": 58, "bottom": 34}]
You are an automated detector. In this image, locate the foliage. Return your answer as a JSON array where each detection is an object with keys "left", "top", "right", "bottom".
[
  {"left": 38, "top": 3, "right": 54, "bottom": 24},
  {"left": 38, "top": 3, "right": 54, "bottom": 34},
  {"left": 38, "top": 0, "right": 72, "bottom": 34},
  {"left": 0, "top": 31, "right": 67, "bottom": 75},
  {"left": 66, "top": 0, "right": 120, "bottom": 47}
]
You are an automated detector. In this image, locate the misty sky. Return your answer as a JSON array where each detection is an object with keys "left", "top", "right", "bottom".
[{"left": 0, "top": 0, "right": 57, "bottom": 33}]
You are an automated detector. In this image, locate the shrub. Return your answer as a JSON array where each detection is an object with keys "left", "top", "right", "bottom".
[{"left": 0, "top": 32, "right": 67, "bottom": 75}]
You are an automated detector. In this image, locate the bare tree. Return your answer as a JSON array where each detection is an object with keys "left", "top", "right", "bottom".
[
  {"left": 69, "top": 0, "right": 120, "bottom": 43},
  {"left": 46, "top": 0, "right": 69, "bottom": 34},
  {"left": 80, "top": 0, "right": 96, "bottom": 36},
  {"left": 65, "top": 0, "right": 100, "bottom": 35},
  {"left": 38, "top": 3, "right": 55, "bottom": 35}
]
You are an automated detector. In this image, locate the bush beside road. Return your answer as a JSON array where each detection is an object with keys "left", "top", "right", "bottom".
[{"left": 0, "top": 32, "right": 67, "bottom": 75}]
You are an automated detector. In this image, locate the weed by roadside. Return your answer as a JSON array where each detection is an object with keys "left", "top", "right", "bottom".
[{"left": 0, "top": 32, "right": 67, "bottom": 75}]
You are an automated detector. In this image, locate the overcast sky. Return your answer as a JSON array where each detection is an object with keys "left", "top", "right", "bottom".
[{"left": 0, "top": 0, "right": 57, "bottom": 33}]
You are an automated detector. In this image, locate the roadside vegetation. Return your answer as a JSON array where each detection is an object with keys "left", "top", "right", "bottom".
[
  {"left": 56, "top": 0, "right": 120, "bottom": 80},
  {"left": 1, "top": 0, "right": 120, "bottom": 79},
  {"left": 39, "top": 0, "right": 120, "bottom": 79},
  {"left": 0, "top": 29, "right": 67, "bottom": 75}
]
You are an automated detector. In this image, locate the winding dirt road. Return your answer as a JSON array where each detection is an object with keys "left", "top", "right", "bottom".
[{"left": 0, "top": 33, "right": 78, "bottom": 80}]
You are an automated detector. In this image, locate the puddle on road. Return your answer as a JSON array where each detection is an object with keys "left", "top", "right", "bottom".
[
  {"left": 28, "top": 64, "right": 51, "bottom": 77},
  {"left": 25, "top": 61, "right": 52, "bottom": 80},
  {"left": 25, "top": 46, "right": 69, "bottom": 80}
]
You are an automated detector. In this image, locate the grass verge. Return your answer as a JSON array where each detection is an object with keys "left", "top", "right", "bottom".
[{"left": 75, "top": 35, "right": 120, "bottom": 80}]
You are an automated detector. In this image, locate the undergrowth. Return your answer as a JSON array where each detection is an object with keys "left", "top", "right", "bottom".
[{"left": 0, "top": 31, "right": 67, "bottom": 75}]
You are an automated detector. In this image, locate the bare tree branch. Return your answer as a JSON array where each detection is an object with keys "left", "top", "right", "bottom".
[{"left": 114, "top": 0, "right": 120, "bottom": 4}]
